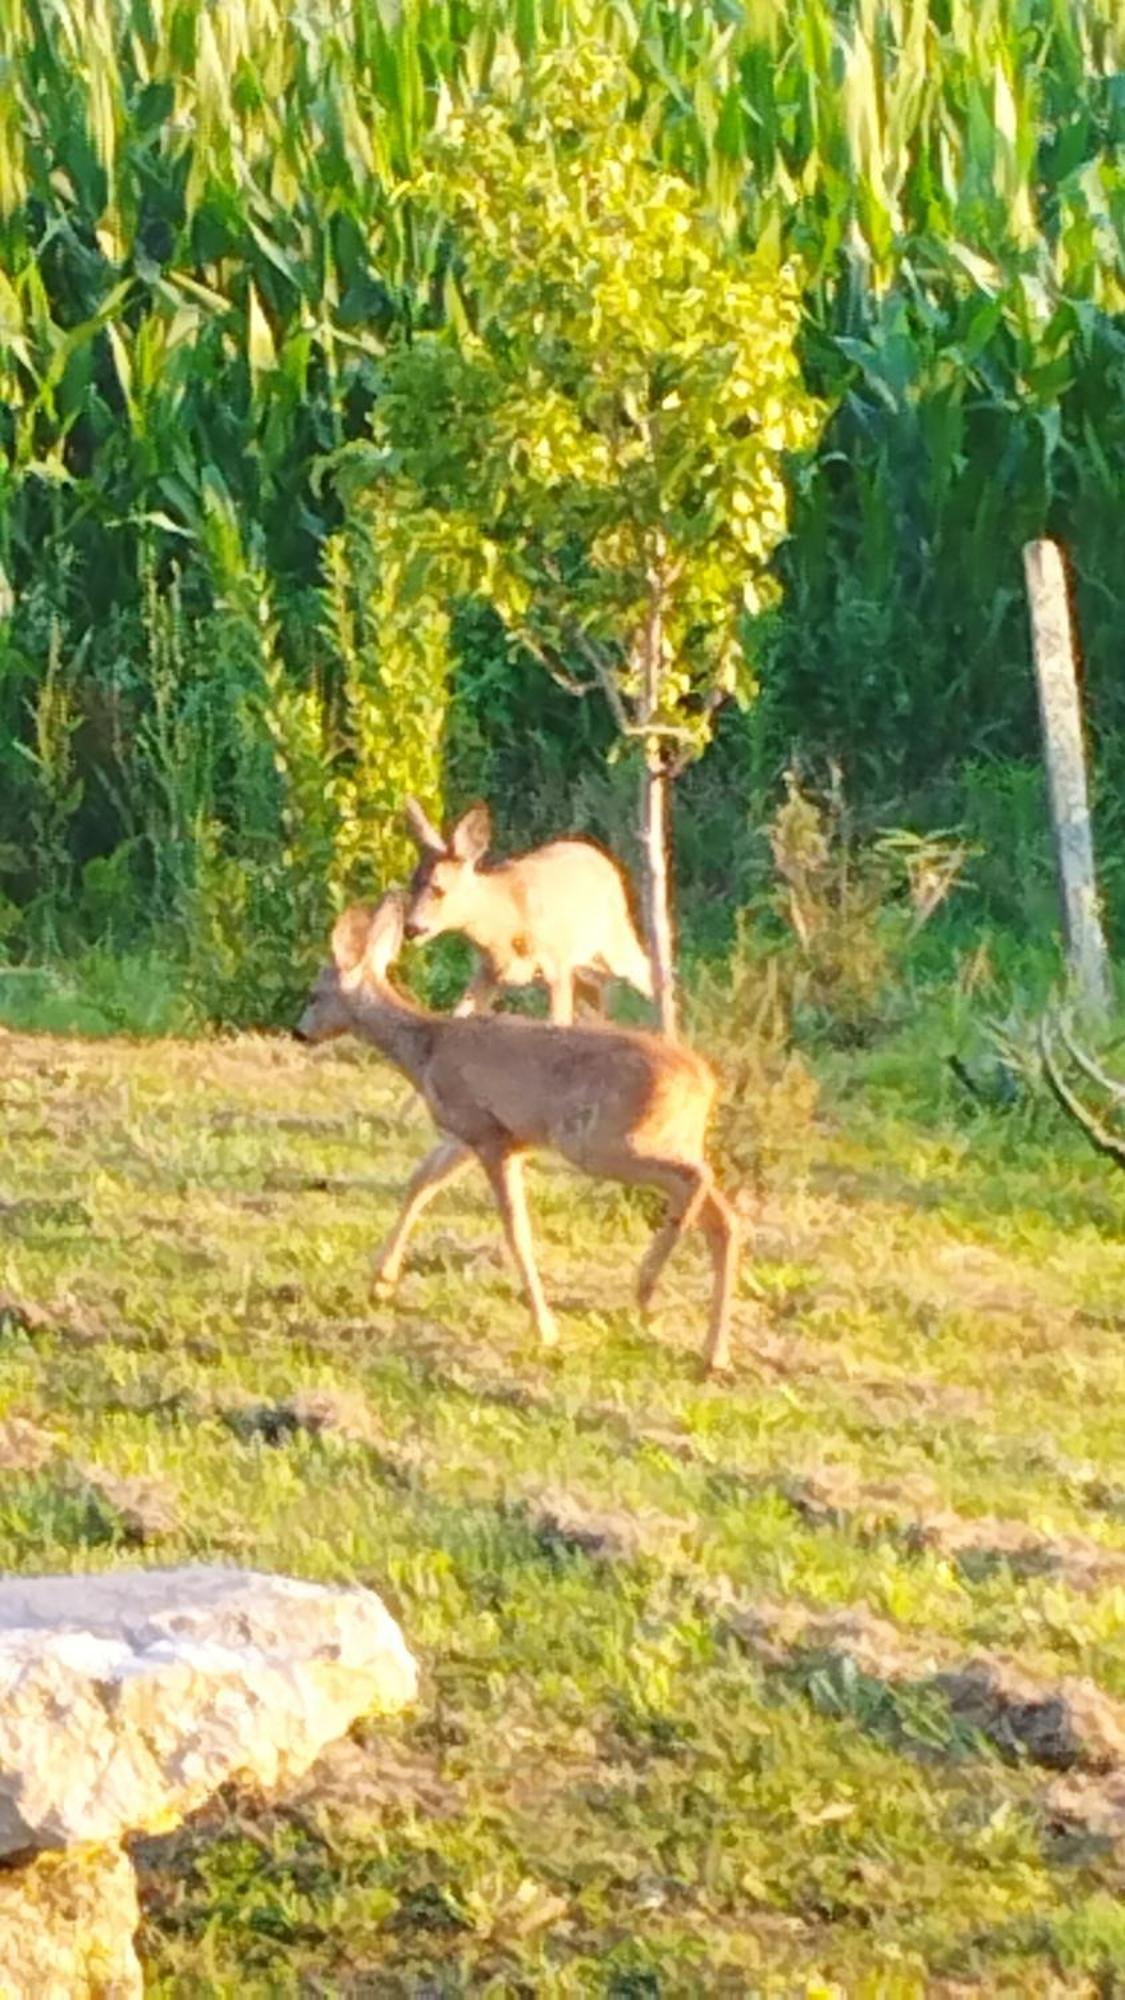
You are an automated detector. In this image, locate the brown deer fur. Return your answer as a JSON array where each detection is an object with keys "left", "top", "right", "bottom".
[{"left": 295, "top": 896, "right": 739, "bottom": 1374}]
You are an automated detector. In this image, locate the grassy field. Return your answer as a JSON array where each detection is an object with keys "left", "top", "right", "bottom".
[{"left": 2, "top": 1010, "right": 1125, "bottom": 1994}]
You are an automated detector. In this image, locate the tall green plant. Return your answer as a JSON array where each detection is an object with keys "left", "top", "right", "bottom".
[
  {"left": 319, "top": 520, "right": 451, "bottom": 907},
  {"left": 1, "top": 0, "right": 1124, "bottom": 995}
]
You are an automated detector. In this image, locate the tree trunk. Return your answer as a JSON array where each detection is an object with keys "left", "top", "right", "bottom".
[
  {"left": 633, "top": 548, "right": 679, "bottom": 1038},
  {"left": 640, "top": 753, "right": 678, "bottom": 1040},
  {"left": 1023, "top": 538, "right": 1112, "bottom": 1024}
]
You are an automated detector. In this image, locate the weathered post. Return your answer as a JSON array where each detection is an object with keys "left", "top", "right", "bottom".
[{"left": 1023, "top": 537, "right": 1112, "bottom": 1023}]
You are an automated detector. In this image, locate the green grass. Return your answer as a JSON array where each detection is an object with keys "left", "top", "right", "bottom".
[
  {"left": 0, "top": 950, "right": 199, "bottom": 1039},
  {"left": 2, "top": 1006, "right": 1125, "bottom": 1993}
]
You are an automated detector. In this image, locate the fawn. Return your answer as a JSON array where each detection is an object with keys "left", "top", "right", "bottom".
[
  {"left": 295, "top": 895, "right": 739, "bottom": 1374},
  {"left": 402, "top": 798, "right": 653, "bottom": 1024}
]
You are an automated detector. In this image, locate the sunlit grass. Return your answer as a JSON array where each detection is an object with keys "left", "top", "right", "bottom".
[{"left": 1, "top": 1015, "right": 1124, "bottom": 1989}]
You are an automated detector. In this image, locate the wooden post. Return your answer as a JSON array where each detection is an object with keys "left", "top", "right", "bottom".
[{"left": 1023, "top": 537, "right": 1112, "bottom": 1022}]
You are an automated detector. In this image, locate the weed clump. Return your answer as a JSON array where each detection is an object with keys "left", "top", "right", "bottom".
[{"left": 767, "top": 766, "right": 970, "bottom": 1046}]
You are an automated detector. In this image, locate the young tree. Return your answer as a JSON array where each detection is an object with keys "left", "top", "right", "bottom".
[{"left": 337, "top": 42, "right": 823, "bottom": 1035}]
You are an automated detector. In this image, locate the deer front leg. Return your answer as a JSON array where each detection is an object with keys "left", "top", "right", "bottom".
[
  {"left": 371, "top": 1137, "right": 475, "bottom": 1299},
  {"left": 545, "top": 973, "right": 575, "bottom": 1025},
  {"left": 478, "top": 1146, "right": 559, "bottom": 1346},
  {"left": 453, "top": 967, "right": 500, "bottom": 1017}
]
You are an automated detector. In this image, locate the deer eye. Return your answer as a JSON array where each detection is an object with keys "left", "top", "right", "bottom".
[{"left": 428, "top": 885, "right": 445, "bottom": 902}]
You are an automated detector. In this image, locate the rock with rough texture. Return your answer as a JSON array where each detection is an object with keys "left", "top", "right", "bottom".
[
  {"left": 0, "top": 1565, "right": 418, "bottom": 1855},
  {"left": 0, "top": 1844, "right": 142, "bottom": 1999}
]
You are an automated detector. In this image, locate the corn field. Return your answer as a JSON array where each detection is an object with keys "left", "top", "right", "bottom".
[{"left": 1, "top": 0, "right": 1124, "bottom": 1011}]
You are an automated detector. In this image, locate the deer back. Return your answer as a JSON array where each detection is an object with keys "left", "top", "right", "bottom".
[
  {"left": 407, "top": 835, "right": 647, "bottom": 987},
  {"left": 420, "top": 1012, "right": 715, "bottom": 1166}
]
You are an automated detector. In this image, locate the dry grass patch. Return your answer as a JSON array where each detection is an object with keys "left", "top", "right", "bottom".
[
  {"left": 727, "top": 1596, "right": 1125, "bottom": 1771},
  {"left": 0, "top": 1414, "right": 58, "bottom": 1472},
  {"left": 515, "top": 1487, "right": 698, "bottom": 1565}
]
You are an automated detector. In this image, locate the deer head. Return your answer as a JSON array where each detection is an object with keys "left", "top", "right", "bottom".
[
  {"left": 295, "top": 896, "right": 406, "bottom": 1041},
  {"left": 402, "top": 800, "right": 493, "bottom": 942}
]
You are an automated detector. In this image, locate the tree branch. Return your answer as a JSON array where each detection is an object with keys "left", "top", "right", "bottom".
[
  {"left": 565, "top": 621, "right": 635, "bottom": 737},
  {"left": 515, "top": 625, "right": 593, "bottom": 699}
]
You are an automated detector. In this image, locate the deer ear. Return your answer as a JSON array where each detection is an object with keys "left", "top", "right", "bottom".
[
  {"left": 450, "top": 802, "right": 491, "bottom": 864},
  {"left": 403, "top": 796, "right": 445, "bottom": 854},
  {"left": 331, "top": 904, "right": 376, "bottom": 972},
  {"left": 366, "top": 892, "right": 406, "bottom": 973}
]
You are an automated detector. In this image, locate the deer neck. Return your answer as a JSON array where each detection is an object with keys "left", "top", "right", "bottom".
[
  {"left": 347, "top": 974, "right": 439, "bottom": 1087},
  {"left": 466, "top": 867, "right": 522, "bottom": 955}
]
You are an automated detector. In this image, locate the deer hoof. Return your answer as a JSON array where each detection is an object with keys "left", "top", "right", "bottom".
[
  {"left": 370, "top": 1272, "right": 398, "bottom": 1303},
  {"left": 703, "top": 1354, "right": 734, "bottom": 1383},
  {"left": 538, "top": 1316, "right": 560, "bottom": 1349}
]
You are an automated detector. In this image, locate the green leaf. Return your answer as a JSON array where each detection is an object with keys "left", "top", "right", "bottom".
[{"left": 247, "top": 284, "right": 277, "bottom": 378}]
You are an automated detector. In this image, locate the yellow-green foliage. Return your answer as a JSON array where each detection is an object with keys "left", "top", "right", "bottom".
[
  {"left": 322, "top": 523, "right": 450, "bottom": 905},
  {"left": 347, "top": 40, "right": 824, "bottom": 770}
]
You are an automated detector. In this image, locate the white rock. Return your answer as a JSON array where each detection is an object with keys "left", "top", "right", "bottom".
[{"left": 0, "top": 1565, "right": 417, "bottom": 1856}]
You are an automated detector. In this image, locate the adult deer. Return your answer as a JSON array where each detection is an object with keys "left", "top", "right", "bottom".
[
  {"left": 295, "top": 895, "right": 739, "bottom": 1375},
  {"left": 402, "top": 799, "right": 653, "bottom": 1026}
]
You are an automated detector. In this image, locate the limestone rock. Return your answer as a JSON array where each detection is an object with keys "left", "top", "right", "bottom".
[
  {"left": 0, "top": 1843, "right": 141, "bottom": 1999},
  {"left": 0, "top": 1565, "right": 417, "bottom": 1856}
]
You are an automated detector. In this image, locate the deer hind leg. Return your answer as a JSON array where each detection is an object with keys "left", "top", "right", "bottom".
[
  {"left": 371, "top": 1136, "right": 475, "bottom": 1299},
  {"left": 630, "top": 1159, "right": 740, "bottom": 1378},
  {"left": 478, "top": 1144, "right": 559, "bottom": 1347},
  {"left": 574, "top": 973, "right": 607, "bottom": 1020},
  {"left": 635, "top": 1163, "right": 711, "bottom": 1312},
  {"left": 696, "top": 1182, "right": 739, "bottom": 1378},
  {"left": 618, "top": 937, "right": 654, "bottom": 1001}
]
